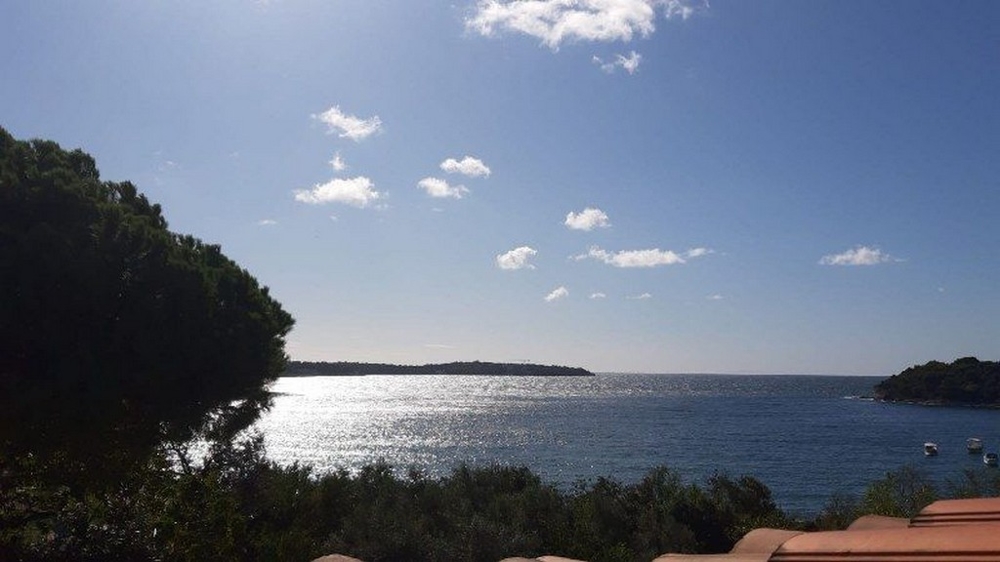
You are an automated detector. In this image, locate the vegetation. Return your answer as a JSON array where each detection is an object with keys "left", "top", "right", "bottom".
[
  {"left": 5, "top": 444, "right": 995, "bottom": 562},
  {"left": 285, "top": 360, "right": 594, "bottom": 377},
  {"left": 873, "top": 357, "right": 1000, "bottom": 406},
  {"left": 1, "top": 126, "right": 292, "bottom": 544},
  {"left": 1, "top": 444, "right": 793, "bottom": 562},
  {"left": 809, "top": 464, "right": 1000, "bottom": 532}
]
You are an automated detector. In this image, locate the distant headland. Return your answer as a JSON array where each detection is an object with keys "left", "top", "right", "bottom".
[
  {"left": 283, "top": 360, "right": 595, "bottom": 377},
  {"left": 873, "top": 357, "right": 1000, "bottom": 407}
]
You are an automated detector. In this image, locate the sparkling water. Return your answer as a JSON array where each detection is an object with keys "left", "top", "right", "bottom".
[{"left": 258, "top": 373, "right": 1000, "bottom": 515}]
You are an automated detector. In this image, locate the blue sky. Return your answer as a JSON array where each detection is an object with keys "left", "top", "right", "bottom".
[{"left": 3, "top": 0, "right": 998, "bottom": 374}]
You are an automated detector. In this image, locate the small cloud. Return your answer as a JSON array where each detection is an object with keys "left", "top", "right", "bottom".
[
  {"left": 496, "top": 246, "right": 538, "bottom": 270},
  {"left": 627, "top": 292, "right": 653, "bottom": 300},
  {"left": 545, "top": 286, "right": 569, "bottom": 302},
  {"left": 593, "top": 55, "right": 613, "bottom": 72},
  {"left": 424, "top": 343, "right": 456, "bottom": 349},
  {"left": 707, "top": 294, "right": 724, "bottom": 301},
  {"left": 565, "top": 207, "right": 611, "bottom": 231},
  {"left": 819, "top": 245, "right": 895, "bottom": 266},
  {"left": 330, "top": 151, "right": 347, "bottom": 172},
  {"left": 293, "top": 176, "right": 385, "bottom": 208},
  {"left": 576, "top": 245, "right": 710, "bottom": 268},
  {"left": 418, "top": 177, "right": 470, "bottom": 199},
  {"left": 593, "top": 51, "right": 642, "bottom": 74},
  {"left": 257, "top": 219, "right": 278, "bottom": 226},
  {"left": 617, "top": 51, "right": 642, "bottom": 74},
  {"left": 590, "top": 292, "right": 607, "bottom": 299},
  {"left": 467, "top": 0, "right": 702, "bottom": 50},
  {"left": 441, "top": 156, "right": 491, "bottom": 178},
  {"left": 313, "top": 105, "right": 383, "bottom": 141}
]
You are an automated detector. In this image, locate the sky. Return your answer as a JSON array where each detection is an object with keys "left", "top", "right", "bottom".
[{"left": 2, "top": 0, "right": 998, "bottom": 375}]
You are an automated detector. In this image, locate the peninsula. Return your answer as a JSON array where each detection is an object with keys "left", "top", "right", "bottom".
[
  {"left": 283, "top": 360, "right": 595, "bottom": 377},
  {"left": 873, "top": 357, "right": 1000, "bottom": 406}
]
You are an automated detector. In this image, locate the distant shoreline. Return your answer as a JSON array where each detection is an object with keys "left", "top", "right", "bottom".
[
  {"left": 283, "top": 360, "right": 595, "bottom": 377},
  {"left": 875, "top": 398, "right": 1000, "bottom": 409}
]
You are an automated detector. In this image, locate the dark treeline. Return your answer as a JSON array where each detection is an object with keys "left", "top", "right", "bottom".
[
  {"left": 3, "top": 435, "right": 792, "bottom": 561},
  {"left": 284, "top": 360, "right": 594, "bottom": 377},
  {"left": 874, "top": 357, "right": 1000, "bottom": 406}
]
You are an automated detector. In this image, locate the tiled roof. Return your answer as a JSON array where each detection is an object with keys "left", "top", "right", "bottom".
[
  {"left": 655, "top": 497, "right": 1000, "bottom": 562},
  {"left": 910, "top": 497, "right": 1000, "bottom": 527}
]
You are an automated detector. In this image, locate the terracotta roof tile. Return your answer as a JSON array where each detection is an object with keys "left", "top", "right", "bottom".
[
  {"left": 771, "top": 524, "right": 1000, "bottom": 561},
  {"left": 910, "top": 497, "right": 1000, "bottom": 527},
  {"left": 845, "top": 515, "right": 909, "bottom": 530}
]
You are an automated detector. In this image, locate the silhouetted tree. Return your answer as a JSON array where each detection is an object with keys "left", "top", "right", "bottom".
[{"left": 0, "top": 127, "right": 294, "bottom": 490}]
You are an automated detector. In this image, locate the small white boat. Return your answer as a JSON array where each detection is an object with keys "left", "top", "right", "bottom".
[
  {"left": 985, "top": 452, "right": 998, "bottom": 467},
  {"left": 968, "top": 438, "right": 984, "bottom": 454},
  {"left": 924, "top": 442, "right": 939, "bottom": 456}
]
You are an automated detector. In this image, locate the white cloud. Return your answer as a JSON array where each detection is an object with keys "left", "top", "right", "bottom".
[
  {"left": 819, "top": 246, "right": 895, "bottom": 266},
  {"left": 497, "top": 246, "right": 538, "bottom": 270},
  {"left": 330, "top": 151, "right": 347, "bottom": 172},
  {"left": 576, "top": 245, "right": 710, "bottom": 267},
  {"left": 418, "top": 177, "right": 470, "bottom": 199},
  {"left": 627, "top": 292, "right": 653, "bottom": 300},
  {"left": 467, "top": 0, "right": 701, "bottom": 49},
  {"left": 594, "top": 51, "right": 642, "bottom": 74},
  {"left": 313, "top": 106, "right": 383, "bottom": 141},
  {"left": 590, "top": 292, "right": 607, "bottom": 299},
  {"left": 707, "top": 294, "right": 724, "bottom": 301},
  {"left": 257, "top": 219, "right": 277, "bottom": 226},
  {"left": 617, "top": 51, "right": 642, "bottom": 73},
  {"left": 545, "top": 286, "right": 569, "bottom": 302},
  {"left": 293, "top": 176, "right": 385, "bottom": 208},
  {"left": 565, "top": 207, "right": 611, "bottom": 230},
  {"left": 440, "top": 156, "right": 491, "bottom": 177}
]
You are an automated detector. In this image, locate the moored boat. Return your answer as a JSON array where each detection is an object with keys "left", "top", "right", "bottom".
[
  {"left": 968, "top": 438, "right": 984, "bottom": 454},
  {"left": 924, "top": 442, "right": 939, "bottom": 456},
  {"left": 985, "top": 452, "right": 999, "bottom": 467}
]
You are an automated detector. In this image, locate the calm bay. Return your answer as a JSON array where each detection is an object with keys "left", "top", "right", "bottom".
[{"left": 258, "top": 373, "right": 1000, "bottom": 516}]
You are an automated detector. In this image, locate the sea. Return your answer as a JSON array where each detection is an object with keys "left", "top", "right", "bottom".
[{"left": 256, "top": 373, "right": 1000, "bottom": 516}]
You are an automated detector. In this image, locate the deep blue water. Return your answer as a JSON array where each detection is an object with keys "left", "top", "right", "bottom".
[{"left": 258, "top": 374, "right": 1000, "bottom": 516}]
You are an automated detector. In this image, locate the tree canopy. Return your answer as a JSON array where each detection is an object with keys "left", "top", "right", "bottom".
[
  {"left": 0, "top": 127, "right": 294, "bottom": 486},
  {"left": 873, "top": 357, "right": 1000, "bottom": 406}
]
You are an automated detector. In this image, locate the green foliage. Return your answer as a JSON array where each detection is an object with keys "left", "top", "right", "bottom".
[
  {"left": 0, "top": 127, "right": 293, "bottom": 489},
  {"left": 873, "top": 357, "right": 1000, "bottom": 405},
  {"left": 1, "top": 456, "right": 793, "bottom": 562},
  {"left": 811, "top": 466, "right": 938, "bottom": 529},
  {"left": 810, "top": 492, "right": 861, "bottom": 531},
  {"left": 860, "top": 465, "right": 938, "bottom": 518}
]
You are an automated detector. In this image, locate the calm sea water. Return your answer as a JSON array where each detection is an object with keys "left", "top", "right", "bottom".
[{"left": 257, "top": 374, "right": 1000, "bottom": 515}]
